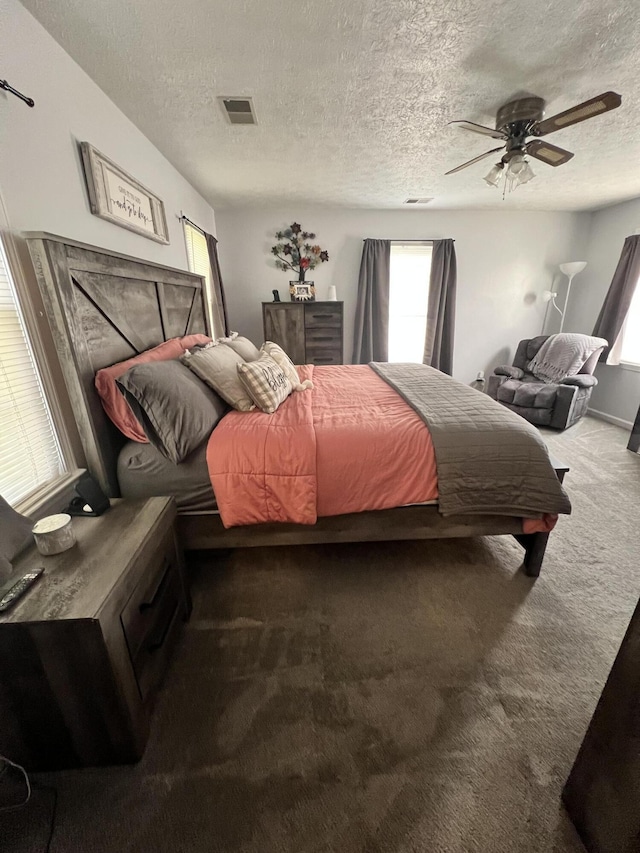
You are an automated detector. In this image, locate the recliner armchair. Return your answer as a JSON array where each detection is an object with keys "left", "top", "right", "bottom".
[{"left": 488, "top": 335, "right": 604, "bottom": 430}]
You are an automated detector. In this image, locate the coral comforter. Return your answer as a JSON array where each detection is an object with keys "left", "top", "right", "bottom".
[{"left": 207, "top": 364, "right": 558, "bottom": 533}]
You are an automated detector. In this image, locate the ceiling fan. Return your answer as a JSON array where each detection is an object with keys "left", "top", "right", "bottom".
[{"left": 446, "top": 91, "right": 622, "bottom": 190}]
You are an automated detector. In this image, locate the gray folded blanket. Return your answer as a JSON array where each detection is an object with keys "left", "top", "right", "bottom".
[
  {"left": 371, "top": 362, "right": 571, "bottom": 519},
  {"left": 528, "top": 334, "right": 607, "bottom": 384}
]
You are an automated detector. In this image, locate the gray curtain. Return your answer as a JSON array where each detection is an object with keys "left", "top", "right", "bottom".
[
  {"left": 592, "top": 234, "right": 640, "bottom": 363},
  {"left": 205, "top": 232, "right": 229, "bottom": 337},
  {"left": 352, "top": 239, "right": 390, "bottom": 363},
  {"left": 423, "top": 238, "right": 457, "bottom": 375}
]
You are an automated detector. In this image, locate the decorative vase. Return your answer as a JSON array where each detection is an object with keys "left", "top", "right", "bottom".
[{"left": 327, "top": 285, "right": 337, "bottom": 301}]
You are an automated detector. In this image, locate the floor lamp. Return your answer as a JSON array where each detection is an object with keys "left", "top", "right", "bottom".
[
  {"left": 558, "top": 261, "right": 587, "bottom": 332},
  {"left": 542, "top": 262, "right": 587, "bottom": 333}
]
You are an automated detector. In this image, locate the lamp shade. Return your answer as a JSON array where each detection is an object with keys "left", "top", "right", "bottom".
[
  {"left": 559, "top": 261, "right": 587, "bottom": 277},
  {"left": 483, "top": 164, "right": 503, "bottom": 188}
]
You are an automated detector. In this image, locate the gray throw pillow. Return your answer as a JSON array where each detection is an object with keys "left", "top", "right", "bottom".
[
  {"left": 225, "top": 335, "right": 261, "bottom": 362},
  {"left": 117, "top": 360, "right": 228, "bottom": 464}
]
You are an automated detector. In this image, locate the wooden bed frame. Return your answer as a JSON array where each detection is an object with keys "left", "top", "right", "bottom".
[{"left": 26, "top": 232, "right": 568, "bottom": 576}]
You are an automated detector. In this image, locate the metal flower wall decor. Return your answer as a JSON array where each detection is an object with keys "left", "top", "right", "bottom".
[{"left": 271, "top": 223, "right": 329, "bottom": 282}]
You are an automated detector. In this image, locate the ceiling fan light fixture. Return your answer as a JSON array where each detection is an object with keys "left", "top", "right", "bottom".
[
  {"left": 518, "top": 160, "right": 536, "bottom": 185},
  {"left": 483, "top": 163, "right": 504, "bottom": 187},
  {"left": 507, "top": 154, "right": 526, "bottom": 175}
]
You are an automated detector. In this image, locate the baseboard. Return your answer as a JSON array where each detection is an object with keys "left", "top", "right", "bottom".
[{"left": 587, "top": 408, "right": 633, "bottom": 430}]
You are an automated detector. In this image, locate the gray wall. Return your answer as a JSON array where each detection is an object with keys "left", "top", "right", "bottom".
[
  {"left": 216, "top": 206, "right": 588, "bottom": 383},
  {"left": 564, "top": 197, "right": 640, "bottom": 426}
]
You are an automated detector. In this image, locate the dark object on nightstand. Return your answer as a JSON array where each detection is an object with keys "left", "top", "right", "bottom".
[
  {"left": 263, "top": 301, "right": 343, "bottom": 365},
  {"left": 65, "top": 471, "right": 110, "bottom": 516},
  {"left": 272, "top": 289, "right": 280, "bottom": 302},
  {"left": 487, "top": 335, "right": 605, "bottom": 430},
  {"left": 0, "top": 568, "right": 44, "bottom": 612},
  {"left": 0, "top": 497, "right": 190, "bottom": 771}
]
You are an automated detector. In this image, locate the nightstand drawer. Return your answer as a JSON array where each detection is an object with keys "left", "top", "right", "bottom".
[
  {"left": 121, "top": 533, "right": 183, "bottom": 700},
  {"left": 304, "top": 305, "right": 342, "bottom": 328}
]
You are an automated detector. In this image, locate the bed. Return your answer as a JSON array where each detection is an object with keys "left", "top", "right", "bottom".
[{"left": 26, "top": 232, "right": 569, "bottom": 576}]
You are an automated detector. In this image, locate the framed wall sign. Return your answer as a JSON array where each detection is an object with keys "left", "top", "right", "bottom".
[{"left": 80, "top": 142, "right": 169, "bottom": 244}]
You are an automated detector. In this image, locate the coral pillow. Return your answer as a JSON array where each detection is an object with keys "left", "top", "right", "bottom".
[{"left": 95, "top": 334, "right": 210, "bottom": 441}]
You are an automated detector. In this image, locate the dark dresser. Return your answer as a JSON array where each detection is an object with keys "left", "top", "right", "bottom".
[{"left": 262, "top": 301, "right": 343, "bottom": 365}]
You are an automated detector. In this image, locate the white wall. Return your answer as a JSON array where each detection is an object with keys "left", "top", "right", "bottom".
[
  {"left": 216, "top": 207, "right": 588, "bottom": 382},
  {"left": 1, "top": 0, "right": 217, "bottom": 462},
  {"left": 1, "top": 0, "right": 216, "bottom": 262},
  {"left": 563, "top": 197, "right": 640, "bottom": 426}
]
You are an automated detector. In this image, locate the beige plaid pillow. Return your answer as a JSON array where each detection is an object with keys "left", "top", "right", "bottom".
[
  {"left": 261, "top": 341, "right": 301, "bottom": 387},
  {"left": 237, "top": 353, "right": 293, "bottom": 413}
]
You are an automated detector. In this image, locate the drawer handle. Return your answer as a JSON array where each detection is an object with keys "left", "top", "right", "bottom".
[
  {"left": 314, "top": 357, "right": 335, "bottom": 363},
  {"left": 139, "top": 558, "right": 171, "bottom": 612},
  {"left": 311, "top": 335, "right": 335, "bottom": 342},
  {"left": 148, "top": 605, "right": 178, "bottom": 652},
  {"left": 309, "top": 314, "right": 338, "bottom": 321}
]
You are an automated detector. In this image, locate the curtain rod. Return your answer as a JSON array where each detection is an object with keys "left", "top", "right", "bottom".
[
  {"left": 0, "top": 79, "right": 34, "bottom": 107},
  {"left": 179, "top": 213, "right": 205, "bottom": 234},
  {"left": 362, "top": 238, "right": 454, "bottom": 243}
]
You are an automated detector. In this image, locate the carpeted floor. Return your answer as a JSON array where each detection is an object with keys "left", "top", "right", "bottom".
[{"left": 3, "top": 415, "right": 639, "bottom": 852}]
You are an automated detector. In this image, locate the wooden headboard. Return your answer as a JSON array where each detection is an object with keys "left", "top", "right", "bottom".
[{"left": 26, "top": 233, "right": 209, "bottom": 497}]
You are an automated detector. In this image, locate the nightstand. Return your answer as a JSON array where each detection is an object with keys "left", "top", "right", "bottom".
[{"left": 0, "top": 497, "right": 190, "bottom": 770}]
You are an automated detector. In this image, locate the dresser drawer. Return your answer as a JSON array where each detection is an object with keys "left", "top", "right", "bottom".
[
  {"left": 120, "top": 533, "right": 184, "bottom": 701},
  {"left": 304, "top": 304, "right": 342, "bottom": 329},
  {"left": 306, "top": 348, "right": 342, "bottom": 365},
  {"left": 305, "top": 327, "right": 341, "bottom": 347}
]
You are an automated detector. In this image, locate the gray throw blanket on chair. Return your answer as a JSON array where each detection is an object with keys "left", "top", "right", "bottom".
[{"left": 527, "top": 334, "right": 607, "bottom": 384}]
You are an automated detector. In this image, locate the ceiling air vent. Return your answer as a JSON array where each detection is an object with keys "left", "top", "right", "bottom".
[
  {"left": 404, "top": 198, "right": 433, "bottom": 204},
  {"left": 219, "top": 97, "right": 257, "bottom": 125}
]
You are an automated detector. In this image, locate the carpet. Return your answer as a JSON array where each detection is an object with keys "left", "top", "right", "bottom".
[{"left": 3, "top": 416, "right": 639, "bottom": 852}]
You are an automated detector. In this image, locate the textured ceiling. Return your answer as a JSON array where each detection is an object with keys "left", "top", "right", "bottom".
[{"left": 20, "top": 0, "right": 640, "bottom": 211}]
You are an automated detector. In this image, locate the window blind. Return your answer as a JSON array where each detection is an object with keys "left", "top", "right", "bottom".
[
  {"left": 184, "top": 222, "right": 211, "bottom": 294},
  {"left": 183, "top": 221, "right": 227, "bottom": 337},
  {"left": 0, "top": 240, "right": 63, "bottom": 505}
]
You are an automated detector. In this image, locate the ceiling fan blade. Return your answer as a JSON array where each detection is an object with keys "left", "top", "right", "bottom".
[
  {"left": 525, "top": 139, "right": 574, "bottom": 167},
  {"left": 445, "top": 146, "right": 505, "bottom": 175},
  {"left": 532, "top": 91, "right": 621, "bottom": 136},
  {"left": 448, "top": 120, "right": 507, "bottom": 140}
]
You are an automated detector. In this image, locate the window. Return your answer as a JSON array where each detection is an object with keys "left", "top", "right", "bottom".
[
  {"left": 183, "top": 220, "right": 225, "bottom": 338},
  {"left": 184, "top": 220, "right": 211, "bottom": 296},
  {"left": 0, "top": 239, "right": 63, "bottom": 505},
  {"left": 388, "top": 243, "right": 433, "bottom": 363},
  {"left": 619, "top": 281, "right": 640, "bottom": 366}
]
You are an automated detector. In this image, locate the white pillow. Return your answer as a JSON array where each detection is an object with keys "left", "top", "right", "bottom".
[
  {"left": 181, "top": 343, "right": 255, "bottom": 411},
  {"left": 261, "top": 341, "right": 313, "bottom": 392}
]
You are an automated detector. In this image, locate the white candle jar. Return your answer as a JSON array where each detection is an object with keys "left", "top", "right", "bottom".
[{"left": 32, "top": 514, "right": 76, "bottom": 556}]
